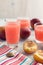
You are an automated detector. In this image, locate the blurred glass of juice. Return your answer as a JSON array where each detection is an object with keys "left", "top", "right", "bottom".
[
  {"left": 18, "top": 17, "right": 30, "bottom": 29},
  {"left": 5, "top": 21, "right": 20, "bottom": 45},
  {"left": 34, "top": 23, "right": 43, "bottom": 44}
]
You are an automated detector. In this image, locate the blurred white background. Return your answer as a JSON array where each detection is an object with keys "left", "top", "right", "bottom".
[{"left": 0, "top": 0, "right": 43, "bottom": 18}]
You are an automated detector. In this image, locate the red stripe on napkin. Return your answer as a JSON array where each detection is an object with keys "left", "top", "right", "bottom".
[
  {"left": 32, "top": 61, "right": 43, "bottom": 65},
  {"left": 2, "top": 53, "right": 22, "bottom": 65},
  {"left": 0, "top": 45, "right": 11, "bottom": 55},
  {"left": 10, "top": 55, "right": 26, "bottom": 65}
]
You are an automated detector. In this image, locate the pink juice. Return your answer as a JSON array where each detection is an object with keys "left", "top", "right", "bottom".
[
  {"left": 18, "top": 19, "right": 30, "bottom": 29},
  {"left": 35, "top": 25, "right": 43, "bottom": 42},
  {"left": 5, "top": 22, "right": 20, "bottom": 44}
]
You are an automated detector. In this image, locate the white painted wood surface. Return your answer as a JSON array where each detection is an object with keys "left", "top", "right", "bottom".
[
  {"left": 0, "top": 0, "right": 43, "bottom": 19},
  {"left": 0, "top": 0, "right": 29, "bottom": 18}
]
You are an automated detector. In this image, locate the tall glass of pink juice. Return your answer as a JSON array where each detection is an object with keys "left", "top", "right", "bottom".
[
  {"left": 5, "top": 21, "right": 20, "bottom": 48},
  {"left": 34, "top": 23, "right": 43, "bottom": 44},
  {"left": 18, "top": 18, "right": 30, "bottom": 29}
]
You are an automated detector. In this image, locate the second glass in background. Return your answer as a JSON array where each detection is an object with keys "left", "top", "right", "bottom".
[{"left": 17, "top": 17, "right": 30, "bottom": 29}]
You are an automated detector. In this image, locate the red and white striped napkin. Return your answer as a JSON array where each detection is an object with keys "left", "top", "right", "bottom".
[{"left": 0, "top": 45, "right": 42, "bottom": 65}]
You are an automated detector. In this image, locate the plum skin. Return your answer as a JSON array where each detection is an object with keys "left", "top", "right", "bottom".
[
  {"left": 20, "top": 28, "right": 31, "bottom": 39},
  {"left": 30, "top": 18, "right": 40, "bottom": 29},
  {"left": 0, "top": 29, "right": 6, "bottom": 40}
]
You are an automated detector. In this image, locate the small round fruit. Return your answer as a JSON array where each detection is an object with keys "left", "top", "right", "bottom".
[
  {"left": 23, "top": 40, "right": 38, "bottom": 54},
  {"left": 33, "top": 50, "right": 43, "bottom": 64},
  {"left": 0, "top": 27, "right": 6, "bottom": 40},
  {"left": 0, "top": 30, "right": 6, "bottom": 40},
  {"left": 30, "top": 18, "right": 40, "bottom": 29},
  {"left": 20, "top": 28, "right": 31, "bottom": 39}
]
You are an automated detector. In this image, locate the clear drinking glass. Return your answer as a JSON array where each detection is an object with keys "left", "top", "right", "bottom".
[
  {"left": 5, "top": 19, "right": 20, "bottom": 48},
  {"left": 17, "top": 17, "right": 30, "bottom": 29},
  {"left": 34, "top": 22, "right": 43, "bottom": 47}
]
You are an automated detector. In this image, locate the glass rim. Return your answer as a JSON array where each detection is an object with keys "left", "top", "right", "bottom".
[
  {"left": 5, "top": 20, "right": 20, "bottom": 27},
  {"left": 34, "top": 22, "right": 43, "bottom": 30},
  {"left": 34, "top": 22, "right": 43, "bottom": 26},
  {"left": 5, "top": 18, "right": 20, "bottom": 24}
]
